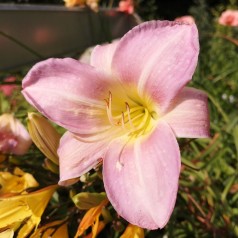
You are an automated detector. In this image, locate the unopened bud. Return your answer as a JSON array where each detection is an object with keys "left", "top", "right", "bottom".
[
  {"left": 72, "top": 192, "right": 106, "bottom": 210},
  {"left": 27, "top": 113, "right": 60, "bottom": 165}
]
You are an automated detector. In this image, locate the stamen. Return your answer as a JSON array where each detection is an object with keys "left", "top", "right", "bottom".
[
  {"left": 125, "top": 102, "right": 134, "bottom": 128},
  {"left": 121, "top": 112, "right": 125, "bottom": 129},
  {"left": 106, "top": 91, "right": 118, "bottom": 126}
]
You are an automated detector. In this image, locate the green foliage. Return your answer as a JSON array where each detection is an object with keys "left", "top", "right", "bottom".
[
  {"left": 1, "top": 0, "right": 238, "bottom": 237},
  {"left": 135, "top": 0, "right": 158, "bottom": 20},
  {"left": 159, "top": 1, "right": 238, "bottom": 237}
]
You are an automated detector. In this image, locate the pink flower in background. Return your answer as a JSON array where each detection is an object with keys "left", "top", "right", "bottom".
[
  {"left": 218, "top": 10, "right": 238, "bottom": 26},
  {"left": 118, "top": 0, "right": 134, "bottom": 14},
  {"left": 0, "top": 114, "right": 32, "bottom": 155},
  {"left": 175, "top": 15, "right": 195, "bottom": 25},
  {"left": 22, "top": 21, "right": 209, "bottom": 229},
  {"left": 0, "top": 77, "right": 17, "bottom": 97}
]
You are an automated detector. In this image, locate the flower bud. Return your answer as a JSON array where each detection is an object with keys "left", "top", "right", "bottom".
[
  {"left": 27, "top": 113, "right": 60, "bottom": 165},
  {"left": 72, "top": 192, "right": 107, "bottom": 210}
]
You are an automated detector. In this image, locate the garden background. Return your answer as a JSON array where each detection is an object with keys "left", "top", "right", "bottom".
[{"left": 0, "top": 0, "right": 238, "bottom": 237}]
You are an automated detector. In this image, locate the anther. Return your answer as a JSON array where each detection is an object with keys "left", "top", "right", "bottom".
[{"left": 125, "top": 102, "right": 134, "bottom": 128}]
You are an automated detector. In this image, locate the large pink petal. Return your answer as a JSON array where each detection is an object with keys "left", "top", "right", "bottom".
[
  {"left": 22, "top": 58, "right": 112, "bottom": 135},
  {"left": 163, "top": 87, "right": 210, "bottom": 138},
  {"left": 90, "top": 40, "right": 119, "bottom": 74},
  {"left": 103, "top": 121, "right": 181, "bottom": 229},
  {"left": 112, "top": 20, "right": 199, "bottom": 112},
  {"left": 58, "top": 132, "right": 108, "bottom": 186}
]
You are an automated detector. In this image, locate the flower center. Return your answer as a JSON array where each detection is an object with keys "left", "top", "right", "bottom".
[{"left": 105, "top": 91, "right": 157, "bottom": 138}]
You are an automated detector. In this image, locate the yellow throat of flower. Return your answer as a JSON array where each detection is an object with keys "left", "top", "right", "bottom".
[{"left": 105, "top": 89, "right": 158, "bottom": 139}]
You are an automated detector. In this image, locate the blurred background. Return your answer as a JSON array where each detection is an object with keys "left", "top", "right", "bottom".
[
  {"left": 0, "top": 0, "right": 235, "bottom": 19},
  {"left": 0, "top": 0, "right": 238, "bottom": 237}
]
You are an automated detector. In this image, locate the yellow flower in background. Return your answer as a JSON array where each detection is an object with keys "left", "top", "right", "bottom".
[
  {"left": 120, "top": 224, "right": 144, "bottom": 238},
  {"left": 75, "top": 198, "right": 109, "bottom": 238},
  {"left": 0, "top": 185, "right": 57, "bottom": 238},
  {"left": 64, "top": 0, "right": 85, "bottom": 7},
  {"left": 0, "top": 167, "right": 39, "bottom": 196},
  {"left": 30, "top": 220, "right": 68, "bottom": 238},
  {"left": 64, "top": 0, "right": 99, "bottom": 11},
  {"left": 0, "top": 229, "right": 14, "bottom": 238}
]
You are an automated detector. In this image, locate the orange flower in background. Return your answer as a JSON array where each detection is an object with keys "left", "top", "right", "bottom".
[
  {"left": 0, "top": 114, "right": 32, "bottom": 155},
  {"left": 175, "top": 15, "right": 195, "bottom": 24},
  {"left": 218, "top": 9, "right": 238, "bottom": 26},
  {"left": 30, "top": 220, "right": 68, "bottom": 238},
  {"left": 118, "top": 0, "right": 134, "bottom": 14},
  {"left": 74, "top": 198, "right": 109, "bottom": 238}
]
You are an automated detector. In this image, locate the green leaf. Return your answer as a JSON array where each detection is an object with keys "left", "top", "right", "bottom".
[{"left": 221, "top": 174, "right": 236, "bottom": 202}]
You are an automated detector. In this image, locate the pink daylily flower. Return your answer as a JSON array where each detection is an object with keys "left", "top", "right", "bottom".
[
  {"left": 22, "top": 21, "right": 209, "bottom": 229},
  {"left": 218, "top": 9, "right": 238, "bottom": 26},
  {"left": 0, "top": 114, "right": 32, "bottom": 155}
]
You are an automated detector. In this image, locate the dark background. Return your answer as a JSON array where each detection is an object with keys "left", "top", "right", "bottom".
[{"left": 0, "top": 0, "right": 233, "bottom": 19}]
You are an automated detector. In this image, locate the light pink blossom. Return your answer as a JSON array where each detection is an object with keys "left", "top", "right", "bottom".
[
  {"left": 0, "top": 77, "right": 17, "bottom": 97},
  {"left": 22, "top": 21, "right": 209, "bottom": 229},
  {"left": 218, "top": 10, "right": 238, "bottom": 26},
  {"left": 175, "top": 15, "right": 195, "bottom": 25},
  {"left": 0, "top": 114, "right": 32, "bottom": 155},
  {"left": 118, "top": 0, "right": 134, "bottom": 14}
]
